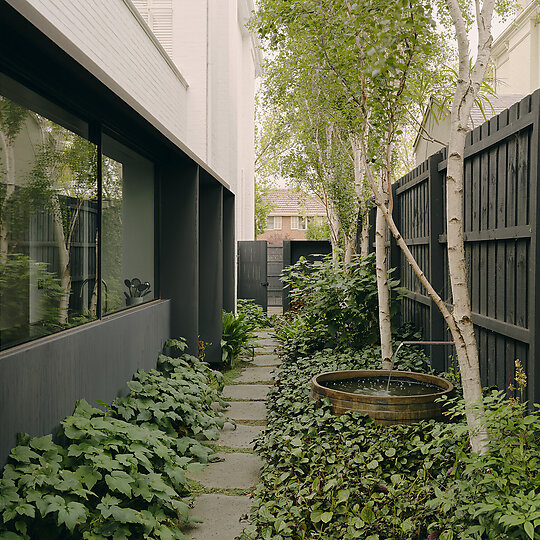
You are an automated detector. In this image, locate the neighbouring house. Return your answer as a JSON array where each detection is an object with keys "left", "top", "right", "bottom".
[
  {"left": 491, "top": 0, "right": 540, "bottom": 96},
  {"left": 0, "top": 0, "right": 260, "bottom": 464},
  {"left": 413, "top": 94, "right": 524, "bottom": 165},
  {"left": 257, "top": 188, "right": 327, "bottom": 245}
]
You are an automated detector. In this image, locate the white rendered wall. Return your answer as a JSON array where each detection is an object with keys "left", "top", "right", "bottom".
[
  {"left": 135, "top": 0, "right": 259, "bottom": 240},
  {"left": 492, "top": 2, "right": 540, "bottom": 95},
  {"left": 7, "top": 0, "right": 189, "bottom": 146}
]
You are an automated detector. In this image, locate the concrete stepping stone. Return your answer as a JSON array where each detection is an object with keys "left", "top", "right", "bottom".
[
  {"left": 251, "top": 354, "right": 281, "bottom": 366},
  {"left": 236, "top": 367, "right": 275, "bottom": 383},
  {"left": 226, "top": 401, "right": 267, "bottom": 421},
  {"left": 223, "top": 384, "right": 271, "bottom": 401},
  {"left": 188, "top": 452, "right": 262, "bottom": 489},
  {"left": 183, "top": 494, "right": 251, "bottom": 540},
  {"left": 215, "top": 423, "right": 264, "bottom": 449}
]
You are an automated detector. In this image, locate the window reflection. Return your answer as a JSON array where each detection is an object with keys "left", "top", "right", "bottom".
[
  {"left": 102, "top": 135, "right": 155, "bottom": 314},
  {"left": 0, "top": 94, "right": 98, "bottom": 350}
]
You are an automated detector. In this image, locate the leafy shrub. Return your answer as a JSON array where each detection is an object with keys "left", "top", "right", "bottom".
[
  {"left": 240, "top": 348, "right": 538, "bottom": 540},
  {"left": 237, "top": 298, "right": 274, "bottom": 329},
  {"left": 221, "top": 311, "right": 254, "bottom": 367},
  {"left": 278, "top": 254, "right": 400, "bottom": 357},
  {"left": 112, "top": 354, "right": 228, "bottom": 459},
  {"left": 428, "top": 392, "right": 540, "bottom": 540},
  {"left": 0, "top": 339, "right": 227, "bottom": 539}
]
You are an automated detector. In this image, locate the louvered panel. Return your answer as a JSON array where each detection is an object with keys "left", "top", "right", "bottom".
[
  {"left": 150, "top": 8, "right": 173, "bottom": 56},
  {"left": 132, "top": 0, "right": 150, "bottom": 23}
]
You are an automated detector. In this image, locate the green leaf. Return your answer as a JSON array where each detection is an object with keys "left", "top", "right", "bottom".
[
  {"left": 524, "top": 522, "right": 535, "bottom": 540},
  {"left": 9, "top": 446, "right": 39, "bottom": 463},
  {"left": 320, "top": 511, "right": 333, "bottom": 523},
  {"left": 57, "top": 501, "right": 87, "bottom": 533},
  {"left": 337, "top": 489, "right": 350, "bottom": 503},
  {"left": 105, "top": 471, "right": 134, "bottom": 496},
  {"left": 360, "top": 506, "right": 375, "bottom": 524}
]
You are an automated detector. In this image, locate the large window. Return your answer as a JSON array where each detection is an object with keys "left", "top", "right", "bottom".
[{"left": 0, "top": 75, "right": 156, "bottom": 351}]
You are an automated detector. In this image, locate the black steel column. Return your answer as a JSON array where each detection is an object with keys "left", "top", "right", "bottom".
[
  {"left": 199, "top": 172, "right": 223, "bottom": 364},
  {"left": 160, "top": 156, "right": 199, "bottom": 354},
  {"left": 222, "top": 190, "right": 235, "bottom": 313}
]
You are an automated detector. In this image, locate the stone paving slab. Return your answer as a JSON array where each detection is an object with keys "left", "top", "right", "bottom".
[
  {"left": 251, "top": 354, "right": 281, "bottom": 366},
  {"left": 254, "top": 348, "right": 278, "bottom": 356},
  {"left": 223, "top": 384, "right": 271, "bottom": 401},
  {"left": 183, "top": 494, "right": 251, "bottom": 540},
  {"left": 188, "top": 452, "right": 262, "bottom": 489},
  {"left": 255, "top": 331, "right": 275, "bottom": 338},
  {"left": 215, "top": 424, "right": 264, "bottom": 449},
  {"left": 236, "top": 367, "right": 276, "bottom": 383},
  {"left": 226, "top": 401, "right": 267, "bottom": 421}
]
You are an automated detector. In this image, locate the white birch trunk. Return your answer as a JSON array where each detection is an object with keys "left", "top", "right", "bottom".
[
  {"left": 375, "top": 205, "right": 393, "bottom": 369},
  {"left": 442, "top": 0, "right": 495, "bottom": 455},
  {"left": 360, "top": 211, "right": 370, "bottom": 258},
  {"left": 0, "top": 130, "right": 15, "bottom": 263}
]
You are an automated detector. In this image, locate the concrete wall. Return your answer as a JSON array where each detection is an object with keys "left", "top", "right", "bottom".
[{"left": 0, "top": 300, "right": 171, "bottom": 464}]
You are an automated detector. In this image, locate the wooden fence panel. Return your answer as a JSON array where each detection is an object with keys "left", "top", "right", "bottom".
[{"left": 370, "top": 89, "right": 540, "bottom": 404}]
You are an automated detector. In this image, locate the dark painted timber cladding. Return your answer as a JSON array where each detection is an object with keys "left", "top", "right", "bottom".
[
  {"left": 0, "top": 300, "right": 171, "bottom": 466},
  {"left": 371, "top": 90, "right": 540, "bottom": 405},
  {"left": 198, "top": 178, "right": 224, "bottom": 365}
]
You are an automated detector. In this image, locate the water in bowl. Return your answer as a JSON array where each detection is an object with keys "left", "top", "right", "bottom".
[{"left": 322, "top": 377, "right": 441, "bottom": 397}]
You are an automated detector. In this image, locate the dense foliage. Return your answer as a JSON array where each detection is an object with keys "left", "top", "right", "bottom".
[
  {"left": 221, "top": 311, "right": 255, "bottom": 367},
  {"left": 236, "top": 299, "right": 274, "bottom": 330},
  {"left": 239, "top": 349, "right": 540, "bottom": 540},
  {"left": 277, "top": 254, "right": 400, "bottom": 358},
  {"left": 0, "top": 341, "right": 227, "bottom": 539}
]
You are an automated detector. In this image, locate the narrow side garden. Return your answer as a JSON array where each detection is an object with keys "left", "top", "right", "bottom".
[{"left": 240, "top": 255, "right": 540, "bottom": 540}]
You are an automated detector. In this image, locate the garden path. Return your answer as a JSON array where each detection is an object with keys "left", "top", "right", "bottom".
[{"left": 183, "top": 330, "right": 280, "bottom": 539}]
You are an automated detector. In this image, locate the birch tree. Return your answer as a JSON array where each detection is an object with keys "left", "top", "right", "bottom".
[{"left": 255, "top": 0, "right": 499, "bottom": 453}]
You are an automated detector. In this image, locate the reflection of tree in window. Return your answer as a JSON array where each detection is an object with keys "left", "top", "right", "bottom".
[
  {"left": 102, "top": 156, "right": 123, "bottom": 312},
  {"left": 0, "top": 94, "right": 97, "bottom": 349}
]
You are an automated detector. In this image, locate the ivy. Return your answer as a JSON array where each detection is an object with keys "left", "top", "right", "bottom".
[
  {"left": 0, "top": 342, "right": 228, "bottom": 538},
  {"left": 240, "top": 347, "right": 540, "bottom": 539}
]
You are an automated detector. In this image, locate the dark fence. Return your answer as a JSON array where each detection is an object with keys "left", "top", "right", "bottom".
[{"left": 371, "top": 89, "right": 540, "bottom": 405}]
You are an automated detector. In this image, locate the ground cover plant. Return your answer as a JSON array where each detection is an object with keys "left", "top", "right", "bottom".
[
  {"left": 240, "top": 349, "right": 540, "bottom": 540},
  {"left": 0, "top": 339, "right": 228, "bottom": 539}
]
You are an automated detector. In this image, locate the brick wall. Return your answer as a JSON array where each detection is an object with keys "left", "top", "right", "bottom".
[
  {"left": 257, "top": 216, "right": 307, "bottom": 245},
  {"left": 9, "top": 0, "right": 188, "bottom": 143}
]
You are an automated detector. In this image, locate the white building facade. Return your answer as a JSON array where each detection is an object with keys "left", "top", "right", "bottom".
[{"left": 133, "top": 0, "right": 261, "bottom": 240}]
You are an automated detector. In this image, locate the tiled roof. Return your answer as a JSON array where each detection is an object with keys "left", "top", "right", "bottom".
[
  {"left": 414, "top": 94, "right": 525, "bottom": 150},
  {"left": 268, "top": 189, "right": 326, "bottom": 216},
  {"left": 467, "top": 94, "right": 525, "bottom": 129}
]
